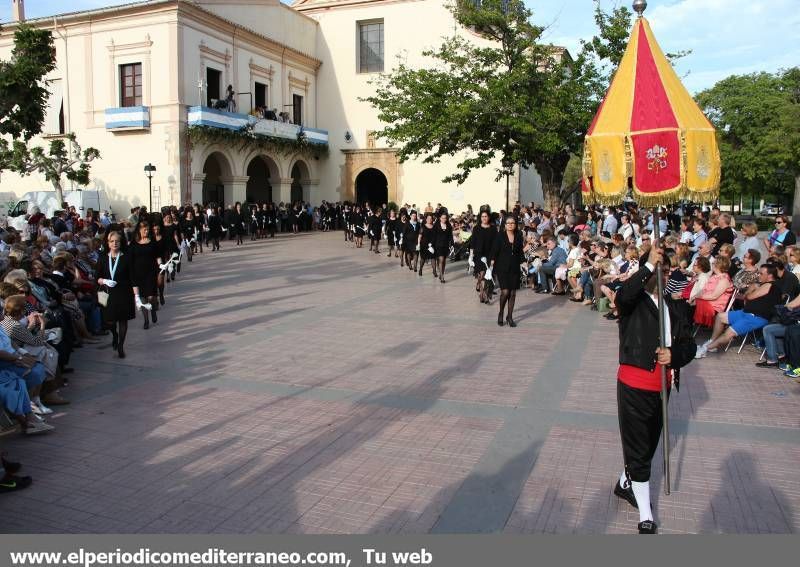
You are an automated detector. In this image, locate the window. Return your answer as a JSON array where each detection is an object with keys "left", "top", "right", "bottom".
[
  {"left": 206, "top": 67, "right": 221, "bottom": 107},
  {"left": 255, "top": 81, "right": 268, "bottom": 109},
  {"left": 293, "top": 94, "right": 303, "bottom": 126},
  {"left": 358, "top": 20, "right": 384, "bottom": 73},
  {"left": 119, "top": 63, "right": 143, "bottom": 107},
  {"left": 43, "top": 78, "right": 65, "bottom": 134}
]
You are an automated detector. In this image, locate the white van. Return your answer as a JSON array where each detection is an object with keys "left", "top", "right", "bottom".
[{"left": 6, "top": 190, "right": 112, "bottom": 232}]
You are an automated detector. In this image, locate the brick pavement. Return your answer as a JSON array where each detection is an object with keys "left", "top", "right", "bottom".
[{"left": 1, "top": 232, "right": 798, "bottom": 533}]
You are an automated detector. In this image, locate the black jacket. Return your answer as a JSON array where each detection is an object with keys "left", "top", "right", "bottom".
[
  {"left": 615, "top": 265, "right": 696, "bottom": 373},
  {"left": 490, "top": 231, "right": 524, "bottom": 275}
]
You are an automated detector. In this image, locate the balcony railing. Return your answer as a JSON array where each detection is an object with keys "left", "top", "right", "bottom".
[
  {"left": 105, "top": 106, "right": 150, "bottom": 130},
  {"left": 187, "top": 106, "right": 328, "bottom": 145}
]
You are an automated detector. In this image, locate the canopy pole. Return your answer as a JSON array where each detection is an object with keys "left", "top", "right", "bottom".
[{"left": 652, "top": 208, "right": 671, "bottom": 496}]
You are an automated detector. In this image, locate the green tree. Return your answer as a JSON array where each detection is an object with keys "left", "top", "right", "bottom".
[
  {"left": 696, "top": 68, "right": 800, "bottom": 220},
  {"left": 10, "top": 134, "right": 100, "bottom": 205},
  {"left": 0, "top": 24, "right": 56, "bottom": 140},
  {"left": 363, "top": 0, "right": 632, "bottom": 207}
]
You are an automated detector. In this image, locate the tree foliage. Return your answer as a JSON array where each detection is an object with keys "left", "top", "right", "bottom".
[
  {"left": 696, "top": 68, "right": 800, "bottom": 201},
  {"left": 0, "top": 24, "right": 56, "bottom": 141},
  {"left": 362, "top": 0, "right": 632, "bottom": 206},
  {"left": 10, "top": 134, "right": 100, "bottom": 205}
]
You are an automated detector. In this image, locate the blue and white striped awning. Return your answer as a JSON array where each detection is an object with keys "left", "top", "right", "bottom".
[
  {"left": 105, "top": 106, "right": 150, "bottom": 130},
  {"left": 187, "top": 106, "right": 255, "bottom": 130}
]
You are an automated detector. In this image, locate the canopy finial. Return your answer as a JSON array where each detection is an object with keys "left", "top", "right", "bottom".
[{"left": 632, "top": 0, "right": 647, "bottom": 17}]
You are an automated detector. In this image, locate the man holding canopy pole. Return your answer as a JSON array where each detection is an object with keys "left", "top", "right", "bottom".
[{"left": 612, "top": 237, "right": 696, "bottom": 534}]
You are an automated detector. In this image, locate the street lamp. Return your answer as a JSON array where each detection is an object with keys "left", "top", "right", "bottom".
[{"left": 144, "top": 163, "right": 156, "bottom": 212}]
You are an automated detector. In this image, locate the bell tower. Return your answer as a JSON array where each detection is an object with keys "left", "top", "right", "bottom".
[{"left": 12, "top": 0, "right": 26, "bottom": 22}]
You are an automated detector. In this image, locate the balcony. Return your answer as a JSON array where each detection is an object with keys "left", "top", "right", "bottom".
[
  {"left": 105, "top": 106, "right": 150, "bottom": 131},
  {"left": 187, "top": 106, "right": 328, "bottom": 145}
]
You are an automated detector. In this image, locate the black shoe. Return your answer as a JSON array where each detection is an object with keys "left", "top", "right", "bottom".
[
  {"left": 1, "top": 455, "right": 21, "bottom": 475},
  {"left": 111, "top": 337, "right": 118, "bottom": 350},
  {"left": 535, "top": 289, "right": 549, "bottom": 294},
  {"left": 506, "top": 317, "right": 517, "bottom": 328},
  {"left": 117, "top": 348, "right": 126, "bottom": 359},
  {"left": 755, "top": 360, "right": 778, "bottom": 368},
  {"left": 638, "top": 520, "right": 657, "bottom": 534},
  {"left": 497, "top": 314, "right": 504, "bottom": 327},
  {"left": 144, "top": 321, "right": 150, "bottom": 330},
  {"left": 614, "top": 480, "right": 638, "bottom": 509},
  {"left": 159, "top": 296, "right": 165, "bottom": 306},
  {"left": 151, "top": 311, "right": 158, "bottom": 324}
]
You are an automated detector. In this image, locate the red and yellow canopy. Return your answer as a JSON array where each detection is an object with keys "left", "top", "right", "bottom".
[{"left": 582, "top": 17, "right": 721, "bottom": 206}]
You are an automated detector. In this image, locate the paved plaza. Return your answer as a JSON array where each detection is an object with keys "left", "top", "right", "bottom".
[{"left": 2, "top": 232, "right": 798, "bottom": 534}]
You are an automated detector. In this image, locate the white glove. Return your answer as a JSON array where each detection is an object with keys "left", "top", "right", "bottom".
[
  {"left": 104, "top": 279, "right": 117, "bottom": 288},
  {"left": 159, "top": 264, "right": 167, "bottom": 271},
  {"left": 484, "top": 267, "right": 494, "bottom": 281},
  {"left": 416, "top": 244, "right": 420, "bottom": 252},
  {"left": 135, "top": 295, "right": 144, "bottom": 309},
  {"left": 428, "top": 244, "right": 434, "bottom": 254},
  {"left": 469, "top": 257, "right": 475, "bottom": 268},
  {"left": 481, "top": 256, "right": 488, "bottom": 265}
]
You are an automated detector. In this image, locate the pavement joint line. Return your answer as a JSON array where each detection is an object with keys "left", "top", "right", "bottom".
[
  {"left": 430, "top": 306, "right": 601, "bottom": 533},
  {"left": 72, "top": 362, "right": 800, "bottom": 447}
]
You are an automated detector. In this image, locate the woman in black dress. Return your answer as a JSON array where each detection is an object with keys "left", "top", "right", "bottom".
[
  {"left": 152, "top": 222, "right": 168, "bottom": 306},
  {"left": 352, "top": 205, "right": 366, "bottom": 248},
  {"left": 265, "top": 203, "right": 277, "bottom": 238},
  {"left": 470, "top": 210, "right": 496, "bottom": 303},
  {"left": 129, "top": 220, "right": 163, "bottom": 329},
  {"left": 231, "top": 202, "right": 245, "bottom": 245},
  {"left": 192, "top": 204, "right": 205, "bottom": 254},
  {"left": 418, "top": 213, "right": 437, "bottom": 278},
  {"left": 162, "top": 213, "right": 182, "bottom": 280},
  {"left": 97, "top": 231, "right": 139, "bottom": 358},
  {"left": 207, "top": 207, "right": 223, "bottom": 251},
  {"left": 384, "top": 210, "right": 399, "bottom": 258},
  {"left": 368, "top": 208, "right": 383, "bottom": 254},
  {"left": 490, "top": 216, "right": 524, "bottom": 327},
  {"left": 402, "top": 210, "right": 420, "bottom": 271},
  {"left": 433, "top": 211, "right": 454, "bottom": 284}
]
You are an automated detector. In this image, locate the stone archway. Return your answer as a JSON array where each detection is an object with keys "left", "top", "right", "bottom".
[
  {"left": 355, "top": 168, "right": 388, "bottom": 207},
  {"left": 290, "top": 159, "right": 311, "bottom": 204},
  {"left": 246, "top": 155, "right": 280, "bottom": 204},
  {"left": 201, "top": 151, "right": 233, "bottom": 206},
  {"left": 341, "top": 149, "right": 401, "bottom": 205}
]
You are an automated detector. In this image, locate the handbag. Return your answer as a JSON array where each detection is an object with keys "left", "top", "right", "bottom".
[
  {"left": 97, "top": 290, "right": 109, "bottom": 307},
  {"left": 775, "top": 305, "right": 800, "bottom": 326}
]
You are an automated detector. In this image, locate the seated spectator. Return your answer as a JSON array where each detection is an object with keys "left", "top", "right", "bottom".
[
  {"left": 692, "top": 256, "right": 734, "bottom": 328},
  {"left": 770, "top": 257, "right": 800, "bottom": 300},
  {"left": 732, "top": 249, "right": 761, "bottom": 292},
  {"left": 756, "top": 292, "right": 800, "bottom": 369},
  {"left": 734, "top": 222, "right": 767, "bottom": 265},
  {"left": 765, "top": 215, "right": 796, "bottom": 255},
  {"left": 696, "top": 264, "right": 782, "bottom": 358},
  {"left": 665, "top": 249, "right": 690, "bottom": 298},
  {"left": 0, "top": 317, "right": 51, "bottom": 422},
  {"left": 535, "top": 237, "right": 567, "bottom": 294}
]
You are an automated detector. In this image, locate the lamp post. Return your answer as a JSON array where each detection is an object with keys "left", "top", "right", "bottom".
[{"left": 144, "top": 163, "right": 156, "bottom": 212}]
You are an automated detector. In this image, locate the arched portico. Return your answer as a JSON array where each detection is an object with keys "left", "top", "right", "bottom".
[{"left": 246, "top": 155, "right": 280, "bottom": 204}]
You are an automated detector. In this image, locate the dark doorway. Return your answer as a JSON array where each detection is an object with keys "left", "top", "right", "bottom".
[
  {"left": 293, "top": 94, "right": 303, "bottom": 126},
  {"left": 255, "top": 82, "right": 267, "bottom": 109},
  {"left": 206, "top": 68, "right": 221, "bottom": 107},
  {"left": 202, "top": 153, "right": 228, "bottom": 207},
  {"left": 246, "top": 157, "right": 273, "bottom": 203},
  {"left": 355, "top": 168, "right": 388, "bottom": 207},
  {"left": 290, "top": 162, "right": 310, "bottom": 204}
]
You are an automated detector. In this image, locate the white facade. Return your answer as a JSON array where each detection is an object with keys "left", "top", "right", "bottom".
[{"left": 0, "top": 0, "right": 543, "bottom": 215}]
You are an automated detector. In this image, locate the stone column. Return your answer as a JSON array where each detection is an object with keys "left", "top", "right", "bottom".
[
  {"left": 222, "top": 175, "right": 249, "bottom": 206},
  {"left": 305, "top": 179, "right": 320, "bottom": 204},
  {"left": 276, "top": 177, "right": 294, "bottom": 204},
  {"left": 191, "top": 173, "right": 206, "bottom": 205}
]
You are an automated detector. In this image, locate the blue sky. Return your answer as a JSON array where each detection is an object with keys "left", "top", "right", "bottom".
[{"left": 1, "top": 0, "right": 796, "bottom": 93}]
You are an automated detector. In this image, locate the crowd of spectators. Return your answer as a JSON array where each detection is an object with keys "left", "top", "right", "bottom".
[{"left": 0, "top": 202, "right": 205, "bottom": 493}]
